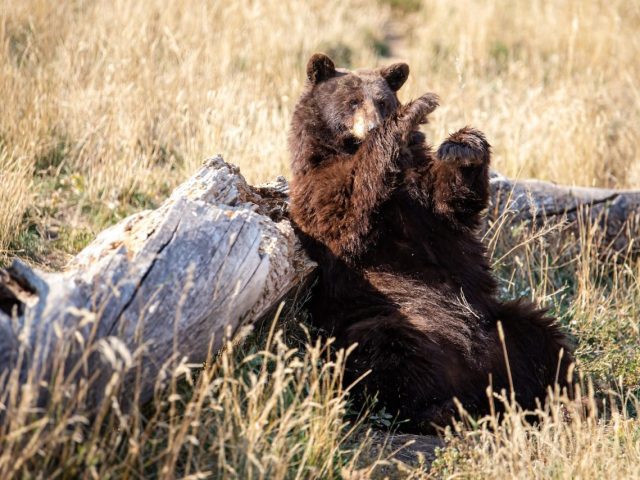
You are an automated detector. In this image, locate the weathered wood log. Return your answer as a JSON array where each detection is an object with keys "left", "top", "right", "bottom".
[
  {"left": 0, "top": 156, "right": 314, "bottom": 408},
  {"left": 489, "top": 172, "right": 640, "bottom": 255},
  {"left": 1, "top": 158, "right": 640, "bottom": 414}
]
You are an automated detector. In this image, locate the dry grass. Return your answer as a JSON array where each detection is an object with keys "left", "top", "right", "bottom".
[
  {"left": 404, "top": 0, "right": 640, "bottom": 188},
  {"left": 0, "top": 316, "right": 368, "bottom": 479},
  {"left": 428, "top": 390, "right": 640, "bottom": 479},
  {"left": 2, "top": 0, "right": 638, "bottom": 264},
  {"left": 0, "top": 0, "right": 387, "bottom": 264},
  {"left": 1, "top": 221, "right": 639, "bottom": 478},
  {"left": 1, "top": 0, "right": 640, "bottom": 478}
]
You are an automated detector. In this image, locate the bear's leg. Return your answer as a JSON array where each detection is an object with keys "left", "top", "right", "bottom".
[
  {"left": 431, "top": 127, "right": 491, "bottom": 226},
  {"left": 342, "top": 315, "right": 435, "bottom": 426},
  {"left": 490, "top": 299, "right": 575, "bottom": 411},
  {"left": 389, "top": 393, "right": 485, "bottom": 434},
  {"left": 411, "top": 398, "right": 460, "bottom": 434},
  {"left": 342, "top": 313, "right": 476, "bottom": 433}
]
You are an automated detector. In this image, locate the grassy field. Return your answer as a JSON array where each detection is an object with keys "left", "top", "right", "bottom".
[{"left": 1, "top": 0, "right": 639, "bottom": 478}]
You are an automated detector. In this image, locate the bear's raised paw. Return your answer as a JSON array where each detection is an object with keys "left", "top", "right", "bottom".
[
  {"left": 399, "top": 93, "right": 440, "bottom": 130},
  {"left": 437, "top": 126, "right": 490, "bottom": 167}
]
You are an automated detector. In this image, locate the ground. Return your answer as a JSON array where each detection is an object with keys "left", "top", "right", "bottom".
[{"left": 0, "top": 0, "right": 639, "bottom": 478}]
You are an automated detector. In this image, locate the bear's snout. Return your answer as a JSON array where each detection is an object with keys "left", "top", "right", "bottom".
[{"left": 351, "top": 101, "right": 382, "bottom": 140}]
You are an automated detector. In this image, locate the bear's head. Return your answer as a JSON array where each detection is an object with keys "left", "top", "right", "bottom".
[{"left": 303, "top": 53, "right": 409, "bottom": 147}]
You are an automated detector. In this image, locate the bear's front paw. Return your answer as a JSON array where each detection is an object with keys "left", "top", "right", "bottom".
[
  {"left": 399, "top": 93, "right": 440, "bottom": 131},
  {"left": 437, "top": 126, "right": 490, "bottom": 167}
]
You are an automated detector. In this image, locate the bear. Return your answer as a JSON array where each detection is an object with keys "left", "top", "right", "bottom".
[{"left": 288, "top": 53, "right": 574, "bottom": 433}]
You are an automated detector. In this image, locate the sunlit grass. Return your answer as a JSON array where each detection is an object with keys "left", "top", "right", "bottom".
[{"left": 1, "top": 0, "right": 639, "bottom": 477}]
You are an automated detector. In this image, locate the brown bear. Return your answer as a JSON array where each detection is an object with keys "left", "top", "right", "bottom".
[{"left": 289, "top": 53, "right": 574, "bottom": 432}]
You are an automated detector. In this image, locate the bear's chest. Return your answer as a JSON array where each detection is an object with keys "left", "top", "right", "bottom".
[{"left": 365, "top": 194, "right": 457, "bottom": 275}]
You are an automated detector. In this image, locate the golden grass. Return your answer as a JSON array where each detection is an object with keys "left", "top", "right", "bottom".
[
  {"left": 428, "top": 390, "right": 640, "bottom": 479},
  {"left": 1, "top": 0, "right": 640, "bottom": 478},
  {"left": 0, "top": 319, "right": 366, "bottom": 479},
  {"left": 403, "top": 0, "right": 640, "bottom": 188},
  {"left": 1, "top": 230, "right": 639, "bottom": 478},
  {"left": 0, "top": 0, "right": 387, "bottom": 260},
  {"left": 2, "top": 0, "right": 637, "bottom": 261}
]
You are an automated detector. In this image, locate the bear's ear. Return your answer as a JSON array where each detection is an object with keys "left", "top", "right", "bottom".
[
  {"left": 306, "top": 53, "right": 336, "bottom": 84},
  {"left": 380, "top": 63, "right": 410, "bottom": 91}
]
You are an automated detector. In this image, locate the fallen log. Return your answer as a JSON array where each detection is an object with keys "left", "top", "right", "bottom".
[
  {"left": 1, "top": 158, "right": 639, "bottom": 412},
  {"left": 0, "top": 156, "right": 314, "bottom": 408},
  {"left": 489, "top": 172, "right": 640, "bottom": 255}
]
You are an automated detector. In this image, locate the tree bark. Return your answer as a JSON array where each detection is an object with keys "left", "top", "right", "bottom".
[
  {"left": 0, "top": 156, "right": 314, "bottom": 408},
  {"left": 489, "top": 172, "right": 640, "bottom": 256},
  {"left": 1, "top": 158, "right": 639, "bottom": 411}
]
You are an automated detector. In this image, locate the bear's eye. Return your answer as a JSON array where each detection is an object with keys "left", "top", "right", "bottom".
[
  {"left": 376, "top": 99, "right": 386, "bottom": 111},
  {"left": 349, "top": 100, "right": 359, "bottom": 110}
]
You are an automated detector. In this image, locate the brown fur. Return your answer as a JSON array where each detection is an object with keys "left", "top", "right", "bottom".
[{"left": 289, "top": 53, "right": 574, "bottom": 433}]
